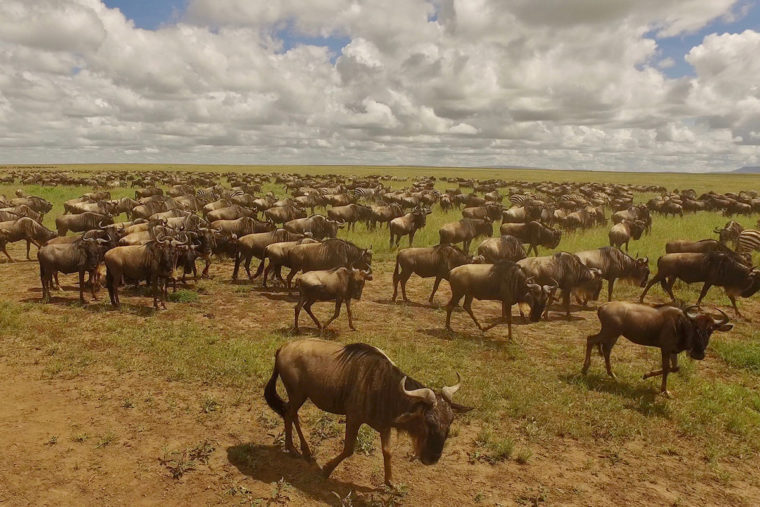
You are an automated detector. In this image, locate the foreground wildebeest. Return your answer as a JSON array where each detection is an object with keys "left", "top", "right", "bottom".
[
  {"left": 392, "top": 244, "right": 473, "bottom": 303},
  {"left": 55, "top": 212, "right": 113, "bottom": 236},
  {"left": 574, "top": 247, "right": 649, "bottom": 301},
  {"left": 608, "top": 219, "right": 646, "bottom": 252},
  {"left": 283, "top": 215, "right": 341, "bottom": 240},
  {"left": 104, "top": 236, "right": 180, "bottom": 309},
  {"left": 38, "top": 238, "right": 105, "bottom": 302},
  {"left": 389, "top": 208, "right": 430, "bottom": 248},
  {"left": 0, "top": 217, "right": 58, "bottom": 261},
  {"left": 438, "top": 217, "right": 493, "bottom": 253},
  {"left": 582, "top": 302, "right": 732, "bottom": 396},
  {"left": 518, "top": 252, "right": 600, "bottom": 319},
  {"left": 293, "top": 267, "right": 373, "bottom": 332},
  {"left": 445, "top": 261, "right": 554, "bottom": 340},
  {"left": 499, "top": 221, "right": 561, "bottom": 256},
  {"left": 665, "top": 239, "right": 750, "bottom": 265},
  {"left": 264, "top": 339, "right": 471, "bottom": 486},
  {"left": 476, "top": 235, "right": 526, "bottom": 264},
  {"left": 285, "top": 238, "right": 373, "bottom": 288},
  {"left": 232, "top": 229, "right": 308, "bottom": 281},
  {"left": 639, "top": 252, "right": 760, "bottom": 316}
]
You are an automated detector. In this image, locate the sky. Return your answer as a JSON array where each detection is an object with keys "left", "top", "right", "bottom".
[{"left": 1, "top": 1, "right": 759, "bottom": 172}]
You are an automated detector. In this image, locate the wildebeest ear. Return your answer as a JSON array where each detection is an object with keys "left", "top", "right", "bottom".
[{"left": 450, "top": 402, "right": 474, "bottom": 413}]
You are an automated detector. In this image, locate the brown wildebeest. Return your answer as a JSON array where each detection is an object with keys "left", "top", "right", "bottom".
[
  {"left": 389, "top": 208, "right": 430, "bottom": 247},
  {"left": 104, "top": 236, "right": 181, "bottom": 309},
  {"left": 445, "top": 261, "right": 555, "bottom": 340},
  {"left": 55, "top": 212, "right": 113, "bottom": 236},
  {"left": 462, "top": 203, "right": 502, "bottom": 221},
  {"left": 0, "top": 217, "right": 58, "bottom": 261},
  {"left": 438, "top": 217, "right": 493, "bottom": 253},
  {"left": 206, "top": 204, "right": 256, "bottom": 222},
  {"left": 260, "top": 238, "right": 319, "bottom": 287},
  {"left": 369, "top": 203, "right": 403, "bottom": 229},
  {"left": 232, "top": 229, "right": 308, "bottom": 280},
  {"left": 582, "top": 302, "right": 732, "bottom": 396},
  {"left": 639, "top": 252, "right": 760, "bottom": 316},
  {"left": 327, "top": 204, "right": 372, "bottom": 232},
  {"left": 285, "top": 238, "right": 373, "bottom": 289},
  {"left": 608, "top": 219, "right": 646, "bottom": 252},
  {"left": 293, "top": 267, "right": 373, "bottom": 332},
  {"left": 264, "top": 339, "right": 471, "bottom": 486},
  {"left": 517, "top": 252, "right": 600, "bottom": 319},
  {"left": 392, "top": 244, "right": 474, "bottom": 303},
  {"left": 575, "top": 247, "right": 649, "bottom": 301},
  {"left": 211, "top": 216, "right": 274, "bottom": 237},
  {"left": 38, "top": 238, "right": 105, "bottom": 303},
  {"left": 476, "top": 235, "right": 526, "bottom": 264},
  {"left": 264, "top": 204, "right": 307, "bottom": 224},
  {"left": 284, "top": 215, "right": 341, "bottom": 240},
  {"left": 499, "top": 221, "right": 561, "bottom": 256}
]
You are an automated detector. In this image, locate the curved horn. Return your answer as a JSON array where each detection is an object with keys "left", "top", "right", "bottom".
[
  {"left": 441, "top": 372, "right": 461, "bottom": 404},
  {"left": 712, "top": 306, "right": 729, "bottom": 326},
  {"left": 684, "top": 305, "right": 700, "bottom": 319},
  {"left": 399, "top": 376, "right": 436, "bottom": 406}
]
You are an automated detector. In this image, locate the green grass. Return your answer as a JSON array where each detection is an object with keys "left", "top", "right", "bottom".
[{"left": 713, "top": 338, "right": 760, "bottom": 374}]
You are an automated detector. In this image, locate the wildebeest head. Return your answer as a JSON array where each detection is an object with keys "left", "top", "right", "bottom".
[
  {"left": 634, "top": 256, "right": 650, "bottom": 287},
  {"left": 395, "top": 374, "right": 472, "bottom": 465},
  {"left": 683, "top": 306, "right": 732, "bottom": 360},
  {"left": 523, "top": 282, "right": 557, "bottom": 322},
  {"left": 411, "top": 208, "right": 428, "bottom": 228},
  {"left": 348, "top": 268, "right": 373, "bottom": 300},
  {"left": 628, "top": 220, "right": 646, "bottom": 240},
  {"left": 476, "top": 218, "right": 494, "bottom": 237},
  {"left": 543, "top": 226, "right": 562, "bottom": 249}
]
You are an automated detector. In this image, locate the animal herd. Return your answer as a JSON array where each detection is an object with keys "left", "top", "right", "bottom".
[{"left": 0, "top": 168, "right": 756, "bottom": 485}]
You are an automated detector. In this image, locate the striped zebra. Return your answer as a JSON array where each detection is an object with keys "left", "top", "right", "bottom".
[
  {"left": 714, "top": 220, "right": 744, "bottom": 248},
  {"left": 737, "top": 229, "right": 760, "bottom": 262},
  {"left": 509, "top": 193, "right": 535, "bottom": 206}
]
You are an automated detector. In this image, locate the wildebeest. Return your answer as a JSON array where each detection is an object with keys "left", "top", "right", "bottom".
[
  {"left": 438, "top": 217, "right": 493, "bottom": 253},
  {"left": 714, "top": 220, "right": 744, "bottom": 248},
  {"left": 264, "top": 339, "right": 471, "bottom": 486},
  {"left": 462, "top": 203, "right": 502, "bottom": 221},
  {"left": 264, "top": 204, "right": 307, "bottom": 224},
  {"left": 608, "top": 220, "right": 645, "bottom": 251},
  {"left": 476, "top": 235, "right": 526, "bottom": 264},
  {"left": 55, "top": 212, "right": 113, "bottom": 236},
  {"left": 327, "top": 204, "right": 372, "bottom": 231},
  {"left": 232, "top": 229, "right": 308, "bottom": 281},
  {"left": 389, "top": 208, "right": 431, "bottom": 248},
  {"left": 499, "top": 221, "right": 561, "bottom": 256},
  {"left": 104, "top": 236, "right": 180, "bottom": 309},
  {"left": 612, "top": 205, "right": 651, "bottom": 232},
  {"left": 639, "top": 252, "right": 760, "bottom": 316},
  {"left": 445, "top": 261, "right": 555, "bottom": 340},
  {"left": 0, "top": 217, "right": 58, "bottom": 261},
  {"left": 369, "top": 203, "right": 403, "bottom": 229},
  {"left": 665, "top": 239, "right": 750, "bottom": 265},
  {"left": 38, "top": 238, "right": 105, "bottom": 302},
  {"left": 392, "top": 244, "right": 473, "bottom": 303},
  {"left": 285, "top": 238, "right": 373, "bottom": 289},
  {"left": 517, "top": 252, "right": 600, "bottom": 319},
  {"left": 211, "top": 216, "right": 274, "bottom": 237},
  {"left": 582, "top": 302, "right": 732, "bottom": 396},
  {"left": 260, "top": 238, "right": 320, "bottom": 287},
  {"left": 206, "top": 205, "right": 256, "bottom": 222},
  {"left": 284, "top": 215, "right": 341, "bottom": 240},
  {"left": 574, "top": 247, "right": 649, "bottom": 301},
  {"left": 9, "top": 196, "right": 53, "bottom": 216},
  {"left": 293, "top": 267, "right": 373, "bottom": 332}
]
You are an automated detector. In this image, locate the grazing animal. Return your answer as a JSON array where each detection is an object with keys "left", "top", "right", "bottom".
[
  {"left": 260, "top": 238, "right": 319, "bottom": 287},
  {"left": 574, "top": 247, "right": 649, "bottom": 301},
  {"left": 0, "top": 217, "right": 58, "bottom": 261},
  {"left": 608, "top": 220, "right": 645, "bottom": 251},
  {"left": 445, "top": 261, "right": 555, "bottom": 340},
  {"left": 582, "top": 302, "right": 732, "bottom": 396},
  {"left": 264, "top": 205, "right": 307, "bottom": 224},
  {"left": 438, "top": 217, "right": 493, "bottom": 253},
  {"left": 392, "top": 244, "right": 474, "bottom": 303},
  {"left": 714, "top": 220, "right": 744, "bottom": 248},
  {"left": 285, "top": 238, "right": 373, "bottom": 289},
  {"left": 55, "top": 212, "right": 113, "bottom": 236},
  {"left": 284, "top": 215, "right": 341, "bottom": 240},
  {"left": 294, "top": 267, "right": 373, "bottom": 332},
  {"left": 38, "top": 238, "right": 105, "bottom": 303},
  {"left": 499, "top": 221, "right": 561, "bottom": 256},
  {"left": 639, "top": 252, "right": 760, "bottom": 316},
  {"left": 476, "top": 235, "right": 526, "bottom": 264},
  {"left": 389, "top": 208, "right": 431, "bottom": 248},
  {"left": 232, "top": 229, "right": 308, "bottom": 280},
  {"left": 264, "top": 339, "right": 471, "bottom": 486}
]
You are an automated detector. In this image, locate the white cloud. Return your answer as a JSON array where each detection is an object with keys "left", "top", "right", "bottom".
[{"left": 0, "top": 0, "right": 757, "bottom": 171}]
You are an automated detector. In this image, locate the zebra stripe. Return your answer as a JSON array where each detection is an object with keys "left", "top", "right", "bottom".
[{"left": 737, "top": 229, "right": 760, "bottom": 256}]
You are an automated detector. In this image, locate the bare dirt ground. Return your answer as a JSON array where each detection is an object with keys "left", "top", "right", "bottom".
[{"left": 1, "top": 240, "right": 759, "bottom": 506}]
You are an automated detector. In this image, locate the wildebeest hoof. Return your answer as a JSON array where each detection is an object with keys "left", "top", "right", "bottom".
[{"left": 660, "top": 390, "right": 672, "bottom": 399}]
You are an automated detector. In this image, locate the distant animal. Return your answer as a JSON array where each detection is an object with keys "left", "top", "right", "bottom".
[
  {"left": 293, "top": 267, "right": 373, "bottom": 332},
  {"left": 392, "top": 244, "right": 474, "bottom": 303}
]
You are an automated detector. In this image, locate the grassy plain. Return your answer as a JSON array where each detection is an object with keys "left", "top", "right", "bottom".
[{"left": 1, "top": 164, "right": 760, "bottom": 505}]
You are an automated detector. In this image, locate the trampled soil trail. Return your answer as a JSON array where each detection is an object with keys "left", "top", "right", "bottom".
[{"left": 1, "top": 240, "right": 759, "bottom": 505}]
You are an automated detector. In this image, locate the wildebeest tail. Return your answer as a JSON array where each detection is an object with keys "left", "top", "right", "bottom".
[{"left": 264, "top": 351, "right": 286, "bottom": 417}]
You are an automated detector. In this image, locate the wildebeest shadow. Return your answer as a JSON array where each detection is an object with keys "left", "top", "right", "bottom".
[
  {"left": 260, "top": 292, "right": 299, "bottom": 302},
  {"left": 274, "top": 326, "right": 339, "bottom": 339},
  {"left": 371, "top": 298, "right": 432, "bottom": 309},
  {"left": 417, "top": 327, "right": 512, "bottom": 346},
  {"left": 226, "top": 444, "right": 374, "bottom": 503},
  {"left": 560, "top": 372, "right": 671, "bottom": 418},
  {"left": 541, "top": 312, "right": 587, "bottom": 322}
]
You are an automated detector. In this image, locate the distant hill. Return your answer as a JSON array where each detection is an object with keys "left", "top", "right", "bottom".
[{"left": 733, "top": 166, "right": 760, "bottom": 174}]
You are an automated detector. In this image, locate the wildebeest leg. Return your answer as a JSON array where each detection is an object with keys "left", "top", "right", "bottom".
[
  {"left": 252, "top": 258, "right": 265, "bottom": 279},
  {"left": 107, "top": 270, "right": 119, "bottom": 307},
  {"left": 243, "top": 255, "right": 253, "bottom": 280},
  {"left": 322, "top": 417, "right": 360, "bottom": 478},
  {"left": 463, "top": 240, "right": 471, "bottom": 254},
  {"left": 294, "top": 297, "right": 304, "bottom": 333},
  {"left": 201, "top": 258, "right": 211, "bottom": 278},
  {"left": 303, "top": 300, "right": 321, "bottom": 331},
  {"left": 563, "top": 290, "right": 571, "bottom": 319},
  {"left": 581, "top": 332, "right": 602, "bottom": 374},
  {"left": 728, "top": 295, "right": 742, "bottom": 318},
  {"left": 639, "top": 273, "right": 662, "bottom": 302},
  {"left": 607, "top": 278, "right": 615, "bottom": 301},
  {"left": 345, "top": 299, "right": 356, "bottom": 331},
  {"left": 670, "top": 353, "right": 679, "bottom": 373},
  {"left": 1, "top": 243, "right": 14, "bottom": 262},
  {"left": 428, "top": 276, "right": 442, "bottom": 303},
  {"left": 89, "top": 269, "right": 98, "bottom": 300},
  {"left": 445, "top": 291, "right": 463, "bottom": 331},
  {"left": 262, "top": 262, "right": 271, "bottom": 288},
  {"left": 662, "top": 276, "right": 677, "bottom": 302},
  {"left": 389, "top": 233, "right": 394, "bottom": 249},
  {"left": 695, "top": 283, "right": 712, "bottom": 307},
  {"left": 408, "top": 230, "right": 415, "bottom": 247},
  {"left": 659, "top": 350, "right": 671, "bottom": 396},
  {"left": 283, "top": 393, "right": 308, "bottom": 456},
  {"left": 285, "top": 269, "right": 297, "bottom": 290},
  {"left": 232, "top": 252, "right": 241, "bottom": 280},
  {"left": 322, "top": 299, "right": 342, "bottom": 331},
  {"left": 380, "top": 428, "right": 394, "bottom": 486},
  {"left": 602, "top": 341, "right": 616, "bottom": 379},
  {"left": 78, "top": 270, "right": 86, "bottom": 303},
  {"left": 462, "top": 295, "right": 484, "bottom": 331}
]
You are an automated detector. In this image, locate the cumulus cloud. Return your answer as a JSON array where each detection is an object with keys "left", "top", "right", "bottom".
[{"left": 0, "top": 0, "right": 757, "bottom": 170}]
